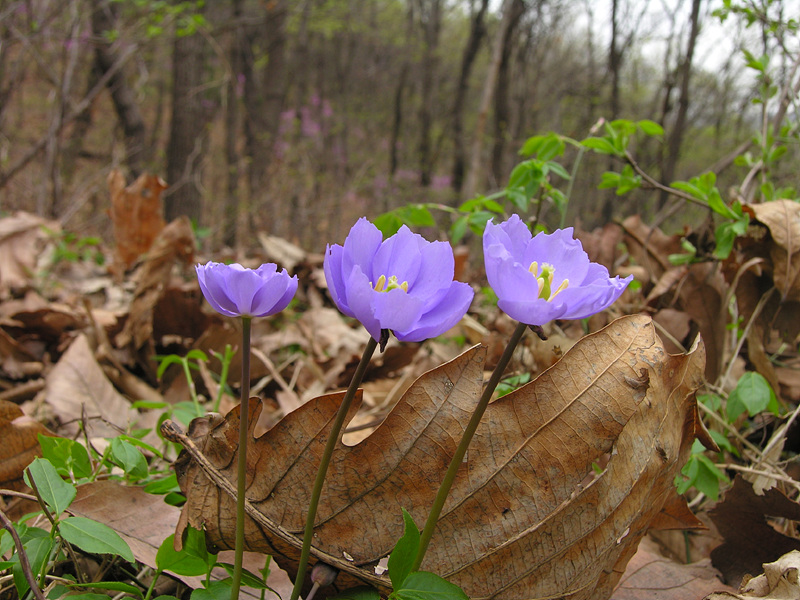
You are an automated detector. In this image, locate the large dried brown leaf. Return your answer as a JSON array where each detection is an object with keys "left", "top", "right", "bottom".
[
  {"left": 44, "top": 334, "right": 137, "bottom": 437},
  {"left": 108, "top": 169, "right": 167, "bottom": 272},
  {"left": 69, "top": 481, "right": 289, "bottom": 599},
  {"left": 173, "top": 314, "right": 705, "bottom": 599},
  {"left": 0, "top": 400, "right": 55, "bottom": 491}
]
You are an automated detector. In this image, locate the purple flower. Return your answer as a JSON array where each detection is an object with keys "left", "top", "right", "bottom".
[
  {"left": 324, "top": 218, "right": 474, "bottom": 343},
  {"left": 196, "top": 262, "right": 298, "bottom": 318},
  {"left": 483, "top": 215, "right": 632, "bottom": 325}
]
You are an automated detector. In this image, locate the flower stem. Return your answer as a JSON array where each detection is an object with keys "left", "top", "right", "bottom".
[
  {"left": 412, "top": 320, "right": 528, "bottom": 572},
  {"left": 231, "top": 317, "right": 252, "bottom": 600},
  {"left": 290, "top": 335, "right": 379, "bottom": 600}
]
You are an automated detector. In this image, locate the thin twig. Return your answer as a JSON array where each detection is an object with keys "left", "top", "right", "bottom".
[
  {"left": 159, "top": 419, "right": 389, "bottom": 590},
  {"left": 0, "top": 508, "right": 47, "bottom": 600}
]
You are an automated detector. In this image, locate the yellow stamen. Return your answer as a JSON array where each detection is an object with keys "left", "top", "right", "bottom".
[
  {"left": 374, "top": 274, "right": 409, "bottom": 293},
  {"left": 528, "top": 261, "right": 569, "bottom": 301},
  {"left": 551, "top": 278, "right": 569, "bottom": 299}
]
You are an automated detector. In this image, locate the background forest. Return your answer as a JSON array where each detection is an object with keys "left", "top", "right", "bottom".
[{"left": 2, "top": 0, "right": 795, "bottom": 250}]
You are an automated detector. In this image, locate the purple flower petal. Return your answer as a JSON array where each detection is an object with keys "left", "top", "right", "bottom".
[
  {"left": 483, "top": 216, "right": 632, "bottom": 326},
  {"left": 324, "top": 218, "right": 475, "bottom": 343},
  {"left": 195, "top": 261, "right": 297, "bottom": 318},
  {"left": 373, "top": 226, "right": 423, "bottom": 285},
  {"left": 396, "top": 281, "right": 474, "bottom": 342}
]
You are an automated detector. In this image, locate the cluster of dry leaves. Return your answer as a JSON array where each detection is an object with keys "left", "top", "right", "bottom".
[{"left": 1, "top": 172, "right": 800, "bottom": 600}]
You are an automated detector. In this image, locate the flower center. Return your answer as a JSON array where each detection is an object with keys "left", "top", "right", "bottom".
[
  {"left": 528, "top": 261, "right": 568, "bottom": 301},
  {"left": 374, "top": 274, "right": 409, "bottom": 293}
]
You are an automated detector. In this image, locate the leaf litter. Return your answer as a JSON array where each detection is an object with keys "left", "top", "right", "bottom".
[{"left": 0, "top": 205, "right": 799, "bottom": 599}]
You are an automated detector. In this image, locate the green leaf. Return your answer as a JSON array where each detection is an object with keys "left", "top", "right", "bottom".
[
  {"left": 156, "top": 355, "right": 184, "bottom": 380},
  {"left": 393, "top": 571, "right": 469, "bottom": 600},
  {"left": 59, "top": 516, "right": 135, "bottom": 563},
  {"left": 25, "top": 458, "right": 76, "bottom": 516},
  {"left": 110, "top": 438, "right": 148, "bottom": 480},
  {"left": 156, "top": 534, "right": 209, "bottom": 576},
  {"left": 218, "top": 563, "right": 267, "bottom": 589},
  {"left": 144, "top": 473, "right": 180, "bottom": 495},
  {"left": 67, "top": 580, "right": 143, "bottom": 598},
  {"left": 581, "top": 137, "right": 619, "bottom": 155},
  {"left": 637, "top": 119, "right": 664, "bottom": 136},
  {"left": 331, "top": 587, "right": 381, "bottom": 600},
  {"left": 727, "top": 372, "right": 778, "bottom": 421},
  {"left": 190, "top": 580, "right": 231, "bottom": 600},
  {"left": 388, "top": 509, "right": 420, "bottom": 589},
  {"left": 12, "top": 535, "right": 53, "bottom": 597}
]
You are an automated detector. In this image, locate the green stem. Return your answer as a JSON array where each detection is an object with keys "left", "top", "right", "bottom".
[
  {"left": 290, "top": 336, "right": 379, "bottom": 600},
  {"left": 231, "top": 317, "right": 252, "bottom": 600},
  {"left": 412, "top": 321, "right": 528, "bottom": 571}
]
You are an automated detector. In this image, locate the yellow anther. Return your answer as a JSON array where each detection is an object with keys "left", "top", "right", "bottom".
[
  {"left": 551, "top": 278, "right": 569, "bottom": 299},
  {"left": 529, "top": 262, "right": 568, "bottom": 301},
  {"left": 374, "top": 274, "right": 409, "bottom": 293}
]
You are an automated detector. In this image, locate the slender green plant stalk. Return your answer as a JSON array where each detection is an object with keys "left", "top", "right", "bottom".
[
  {"left": 290, "top": 336, "right": 379, "bottom": 600},
  {"left": 231, "top": 317, "right": 252, "bottom": 600},
  {"left": 412, "top": 321, "right": 528, "bottom": 571}
]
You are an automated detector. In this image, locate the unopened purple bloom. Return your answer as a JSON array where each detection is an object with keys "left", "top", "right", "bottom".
[
  {"left": 483, "top": 215, "right": 632, "bottom": 325},
  {"left": 324, "top": 218, "right": 474, "bottom": 343},
  {"left": 196, "top": 262, "right": 297, "bottom": 318}
]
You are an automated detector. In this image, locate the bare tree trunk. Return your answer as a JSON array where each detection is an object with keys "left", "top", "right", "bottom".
[
  {"left": 659, "top": 0, "right": 703, "bottom": 209},
  {"left": 224, "top": 0, "right": 244, "bottom": 249},
  {"left": 451, "top": 0, "right": 489, "bottom": 197},
  {"left": 389, "top": 4, "right": 415, "bottom": 190},
  {"left": 90, "top": 0, "right": 147, "bottom": 179},
  {"left": 165, "top": 18, "right": 207, "bottom": 224},
  {"left": 463, "top": 0, "right": 518, "bottom": 200},
  {"left": 241, "top": 0, "right": 288, "bottom": 239},
  {"left": 416, "top": 0, "right": 442, "bottom": 187},
  {"left": 491, "top": 0, "right": 525, "bottom": 186}
]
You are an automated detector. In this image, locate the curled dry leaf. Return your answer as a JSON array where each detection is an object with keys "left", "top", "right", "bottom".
[
  {"left": 704, "top": 550, "right": 800, "bottom": 600},
  {"left": 0, "top": 400, "right": 56, "bottom": 491},
  {"left": 709, "top": 476, "right": 800, "bottom": 589},
  {"left": 745, "top": 200, "right": 800, "bottom": 303},
  {"left": 171, "top": 314, "right": 706, "bottom": 600},
  {"left": 115, "top": 216, "right": 195, "bottom": 381},
  {"left": 108, "top": 169, "right": 167, "bottom": 272}
]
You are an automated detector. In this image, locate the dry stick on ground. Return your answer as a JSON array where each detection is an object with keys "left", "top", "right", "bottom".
[
  {"left": 160, "top": 419, "right": 387, "bottom": 590},
  {"left": 0, "top": 507, "right": 47, "bottom": 600}
]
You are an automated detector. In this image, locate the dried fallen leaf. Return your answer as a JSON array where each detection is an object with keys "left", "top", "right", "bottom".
[
  {"left": 704, "top": 550, "right": 800, "bottom": 600},
  {"left": 709, "top": 476, "right": 800, "bottom": 589},
  {"left": 171, "top": 314, "right": 705, "bottom": 599},
  {"left": 0, "top": 211, "right": 59, "bottom": 296},
  {"left": 0, "top": 400, "right": 56, "bottom": 491},
  {"left": 108, "top": 169, "right": 167, "bottom": 272},
  {"left": 611, "top": 537, "right": 735, "bottom": 600},
  {"left": 115, "top": 216, "right": 195, "bottom": 381},
  {"left": 746, "top": 200, "right": 800, "bottom": 303},
  {"left": 69, "top": 481, "right": 290, "bottom": 599},
  {"left": 44, "top": 334, "right": 137, "bottom": 437}
]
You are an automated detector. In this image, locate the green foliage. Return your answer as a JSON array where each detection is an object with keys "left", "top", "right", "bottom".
[
  {"left": 496, "top": 373, "right": 531, "bottom": 398},
  {"left": 726, "top": 372, "right": 780, "bottom": 422},
  {"left": 676, "top": 440, "right": 729, "bottom": 501}
]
